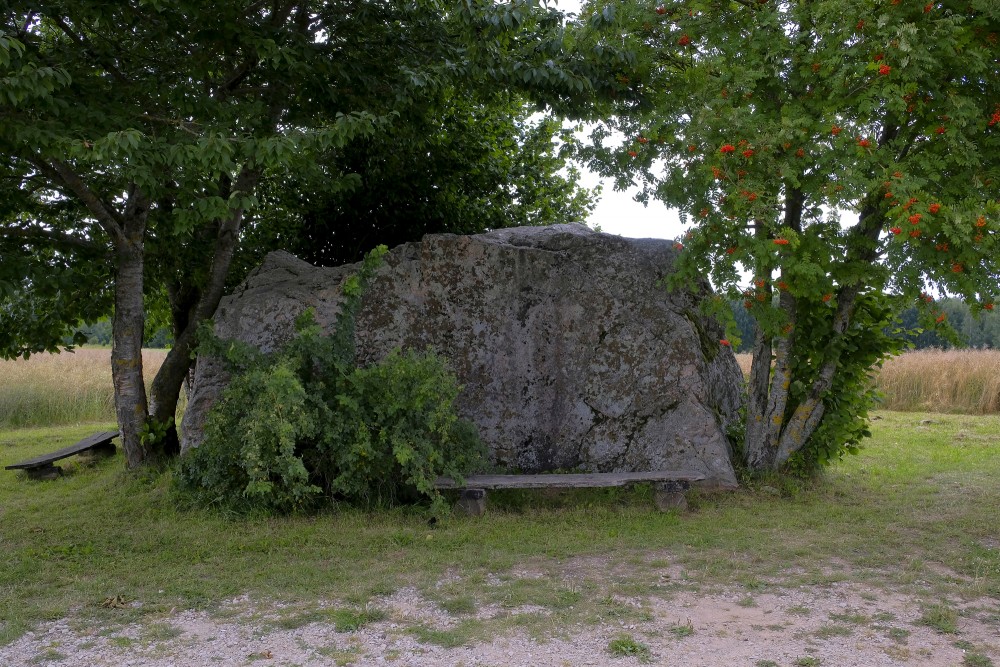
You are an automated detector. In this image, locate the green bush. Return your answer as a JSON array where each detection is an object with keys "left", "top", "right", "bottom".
[{"left": 176, "top": 246, "right": 486, "bottom": 515}]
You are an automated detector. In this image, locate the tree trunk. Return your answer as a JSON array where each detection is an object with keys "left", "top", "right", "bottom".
[
  {"left": 112, "top": 216, "right": 150, "bottom": 468},
  {"left": 772, "top": 286, "right": 860, "bottom": 466},
  {"left": 147, "top": 168, "right": 257, "bottom": 455},
  {"left": 743, "top": 289, "right": 797, "bottom": 470}
]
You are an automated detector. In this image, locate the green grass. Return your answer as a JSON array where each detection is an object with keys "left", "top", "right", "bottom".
[
  {"left": 668, "top": 619, "right": 695, "bottom": 638},
  {"left": 794, "top": 658, "right": 822, "bottom": 667},
  {"left": 607, "top": 633, "right": 652, "bottom": 662},
  {"left": 2, "top": 411, "right": 1000, "bottom": 648},
  {"left": 918, "top": 603, "right": 959, "bottom": 634}
]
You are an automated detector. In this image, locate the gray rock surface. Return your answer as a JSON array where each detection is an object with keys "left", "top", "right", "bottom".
[{"left": 181, "top": 224, "right": 744, "bottom": 488}]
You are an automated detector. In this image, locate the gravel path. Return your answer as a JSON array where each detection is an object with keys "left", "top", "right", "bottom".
[{"left": 4, "top": 580, "right": 998, "bottom": 666}]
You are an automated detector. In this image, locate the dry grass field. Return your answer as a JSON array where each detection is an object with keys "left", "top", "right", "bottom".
[
  {"left": 2, "top": 348, "right": 998, "bottom": 429},
  {"left": 733, "top": 349, "right": 999, "bottom": 415},
  {"left": 875, "top": 348, "right": 1000, "bottom": 413},
  {"left": 0, "top": 348, "right": 168, "bottom": 428}
]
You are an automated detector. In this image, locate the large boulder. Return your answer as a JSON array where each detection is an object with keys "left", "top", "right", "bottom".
[{"left": 181, "top": 224, "right": 744, "bottom": 488}]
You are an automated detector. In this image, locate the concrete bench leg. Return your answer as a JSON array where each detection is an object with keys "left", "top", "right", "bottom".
[
  {"left": 456, "top": 488, "right": 487, "bottom": 516},
  {"left": 654, "top": 480, "right": 690, "bottom": 512},
  {"left": 79, "top": 441, "right": 116, "bottom": 463},
  {"left": 26, "top": 464, "right": 62, "bottom": 481}
]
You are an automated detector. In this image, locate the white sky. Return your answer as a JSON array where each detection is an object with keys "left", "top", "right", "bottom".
[
  {"left": 554, "top": 0, "right": 683, "bottom": 241},
  {"left": 576, "top": 166, "right": 683, "bottom": 240}
]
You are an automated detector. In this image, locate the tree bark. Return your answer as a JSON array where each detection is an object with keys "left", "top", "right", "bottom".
[
  {"left": 112, "top": 192, "right": 151, "bottom": 468},
  {"left": 743, "top": 289, "right": 796, "bottom": 469}
]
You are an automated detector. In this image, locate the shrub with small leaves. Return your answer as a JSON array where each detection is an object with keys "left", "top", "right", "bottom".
[{"left": 176, "top": 246, "right": 486, "bottom": 515}]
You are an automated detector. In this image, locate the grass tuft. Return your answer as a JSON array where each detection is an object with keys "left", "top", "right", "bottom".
[
  {"left": 608, "top": 633, "right": 652, "bottom": 662},
  {"left": 918, "top": 603, "right": 959, "bottom": 634},
  {"left": 668, "top": 619, "right": 695, "bottom": 638}
]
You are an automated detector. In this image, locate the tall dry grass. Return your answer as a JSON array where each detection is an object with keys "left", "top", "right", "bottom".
[
  {"left": 3, "top": 347, "right": 997, "bottom": 429},
  {"left": 875, "top": 348, "right": 1000, "bottom": 414},
  {"left": 0, "top": 349, "right": 168, "bottom": 428},
  {"left": 734, "top": 349, "right": 1000, "bottom": 414}
]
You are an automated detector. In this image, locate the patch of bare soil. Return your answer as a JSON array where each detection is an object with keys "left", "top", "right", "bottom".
[{"left": 4, "top": 581, "right": 998, "bottom": 666}]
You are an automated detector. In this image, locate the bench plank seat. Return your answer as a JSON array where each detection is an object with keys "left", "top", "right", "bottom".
[
  {"left": 436, "top": 470, "right": 706, "bottom": 516},
  {"left": 5, "top": 431, "right": 119, "bottom": 474},
  {"left": 435, "top": 470, "right": 705, "bottom": 490}
]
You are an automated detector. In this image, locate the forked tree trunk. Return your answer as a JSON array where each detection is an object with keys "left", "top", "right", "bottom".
[
  {"left": 743, "top": 289, "right": 797, "bottom": 469},
  {"left": 147, "top": 168, "right": 257, "bottom": 454}
]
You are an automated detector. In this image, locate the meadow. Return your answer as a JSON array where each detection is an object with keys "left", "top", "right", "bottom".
[
  {"left": 733, "top": 348, "right": 1000, "bottom": 414},
  {"left": 1, "top": 349, "right": 999, "bottom": 664},
  {"left": 0, "top": 348, "right": 170, "bottom": 428},
  {"left": 1, "top": 413, "right": 998, "bottom": 660}
]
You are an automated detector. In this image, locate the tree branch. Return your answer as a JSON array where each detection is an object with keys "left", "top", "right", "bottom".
[
  {"left": 0, "top": 225, "right": 106, "bottom": 254},
  {"left": 32, "top": 157, "right": 129, "bottom": 248},
  {"left": 49, "top": 15, "right": 130, "bottom": 84}
]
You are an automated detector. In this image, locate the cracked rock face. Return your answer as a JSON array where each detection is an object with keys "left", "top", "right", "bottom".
[{"left": 181, "top": 224, "right": 743, "bottom": 488}]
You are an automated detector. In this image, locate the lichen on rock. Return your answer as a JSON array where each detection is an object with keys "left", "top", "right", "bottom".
[{"left": 182, "top": 224, "right": 744, "bottom": 488}]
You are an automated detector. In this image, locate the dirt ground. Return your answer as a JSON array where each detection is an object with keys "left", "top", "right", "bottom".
[{"left": 5, "top": 576, "right": 998, "bottom": 667}]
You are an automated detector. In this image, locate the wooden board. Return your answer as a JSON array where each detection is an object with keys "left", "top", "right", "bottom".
[
  {"left": 435, "top": 470, "right": 705, "bottom": 490},
  {"left": 5, "top": 431, "right": 120, "bottom": 470}
]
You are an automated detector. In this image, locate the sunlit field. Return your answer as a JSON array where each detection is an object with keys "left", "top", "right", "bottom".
[
  {"left": 0, "top": 349, "right": 169, "bottom": 428},
  {"left": 737, "top": 349, "right": 1000, "bottom": 415},
  {"left": 3, "top": 347, "right": 998, "bottom": 431}
]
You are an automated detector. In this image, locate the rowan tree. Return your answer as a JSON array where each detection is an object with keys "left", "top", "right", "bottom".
[{"left": 580, "top": 0, "right": 999, "bottom": 471}]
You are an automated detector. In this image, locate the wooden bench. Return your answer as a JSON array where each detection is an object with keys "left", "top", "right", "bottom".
[
  {"left": 435, "top": 470, "right": 706, "bottom": 516},
  {"left": 5, "top": 431, "right": 119, "bottom": 480}
]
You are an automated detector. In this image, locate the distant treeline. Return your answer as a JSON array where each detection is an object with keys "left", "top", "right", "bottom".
[
  {"left": 70, "top": 319, "right": 173, "bottom": 349},
  {"left": 73, "top": 297, "right": 999, "bottom": 354},
  {"left": 730, "top": 298, "right": 1000, "bottom": 353}
]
